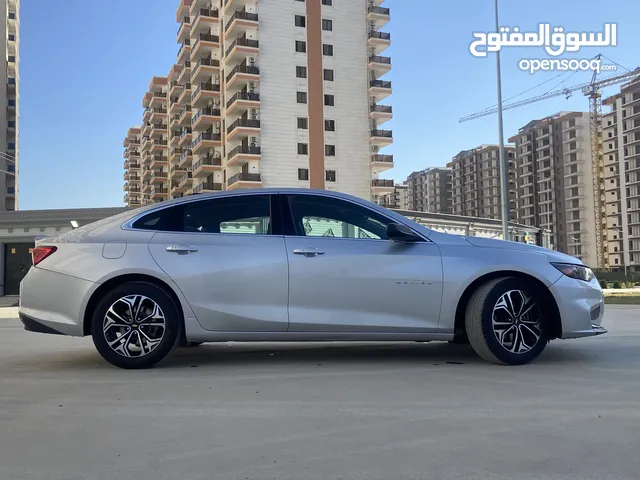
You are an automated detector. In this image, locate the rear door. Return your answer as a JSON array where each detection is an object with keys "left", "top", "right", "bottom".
[
  {"left": 147, "top": 194, "right": 289, "bottom": 332},
  {"left": 280, "top": 193, "right": 443, "bottom": 333}
]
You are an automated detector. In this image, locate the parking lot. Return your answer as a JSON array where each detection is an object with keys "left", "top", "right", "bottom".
[{"left": 0, "top": 306, "right": 639, "bottom": 480}]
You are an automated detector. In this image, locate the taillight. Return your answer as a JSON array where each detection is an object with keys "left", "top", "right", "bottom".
[{"left": 32, "top": 246, "right": 57, "bottom": 267}]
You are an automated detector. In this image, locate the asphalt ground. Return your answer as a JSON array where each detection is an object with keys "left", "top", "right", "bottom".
[{"left": 1, "top": 306, "right": 639, "bottom": 480}]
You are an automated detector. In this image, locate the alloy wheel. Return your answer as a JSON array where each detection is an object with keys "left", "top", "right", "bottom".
[
  {"left": 491, "top": 290, "right": 542, "bottom": 354},
  {"left": 103, "top": 295, "right": 166, "bottom": 358}
]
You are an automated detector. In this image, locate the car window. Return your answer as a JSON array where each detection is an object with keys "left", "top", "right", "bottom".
[
  {"left": 131, "top": 208, "right": 175, "bottom": 231},
  {"left": 286, "top": 194, "right": 392, "bottom": 240},
  {"left": 168, "top": 195, "right": 272, "bottom": 235}
]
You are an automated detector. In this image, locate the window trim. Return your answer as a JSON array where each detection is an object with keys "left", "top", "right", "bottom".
[
  {"left": 278, "top": 193, "right": 428, "bottom": 242},
  {"left": 122, "top": 193, "right": 284, "bottom": 236}
]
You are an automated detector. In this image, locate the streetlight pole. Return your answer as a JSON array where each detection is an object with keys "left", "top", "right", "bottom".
[{"left": 494, "top": 0, "right": 509, "bottom": 241}]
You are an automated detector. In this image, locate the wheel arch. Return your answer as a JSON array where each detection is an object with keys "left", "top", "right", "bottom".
[
  {"left": 453, "top": 270, "right": 562, "bottom": 341},
  {"left": 82, "top": 273, "right": 186, "bottom": 342}
]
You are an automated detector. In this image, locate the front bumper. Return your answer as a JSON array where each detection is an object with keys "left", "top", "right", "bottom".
[{"left": 549, "top": 273, "right": 607, "bottom": 339}]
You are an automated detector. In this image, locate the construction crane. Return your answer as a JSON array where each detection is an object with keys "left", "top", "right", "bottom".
[{"left": 459, "top": 59, "right": 640, "bottom": 270}]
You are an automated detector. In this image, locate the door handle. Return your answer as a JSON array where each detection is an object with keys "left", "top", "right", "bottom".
[
  {"left": 166, "top": 245, "right": 198, "bottom": 253},
  {"left": 293, "top": 248, "right": 325, "bottom": 257}
]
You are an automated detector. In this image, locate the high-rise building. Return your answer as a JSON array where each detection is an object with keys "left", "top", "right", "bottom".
[
  {"left": 509, "top": 112, "right": 597, "bottom": 265},
  {"left": 1, "top": 0, "right": 18, "bottom": 211},
  {"left": 447, "top": 145, "right": 517, "bottom": 219},
  {"left": 405, "top": 167, "right": 452, "bottom": 213},
  {"left": 603, "top": 78, "right": 640, "bottom": 273},
  {"left": 123, "top": 127, "right": 142, "bottom": 207},
  {"left": 124, "top": 0, "right": 393, "bottom": 206},
  {"left": 378, "top": 183, "right": 408, "bottom": 210}
]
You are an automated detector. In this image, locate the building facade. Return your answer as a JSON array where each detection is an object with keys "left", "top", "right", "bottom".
[
  {"left": 405, "top": 167, "right": 451, "bottom": 213},
  {"left": 378, "top": 183, "right": 408, "bottom": 210},
  {"left": 447, "top": 145, "right": 517, "bottom": 220},
  {"left": 603, "top": 78, "right": 640, "bottom": 273},
  {"left": 509, "top": 112, "right": 597, "bottom": 266},
  {"left": 0, "top": 0, "right": 18, "bottom": 211},
  {"left": 123, "top": 0, "right": 394, "bottom": 207}
]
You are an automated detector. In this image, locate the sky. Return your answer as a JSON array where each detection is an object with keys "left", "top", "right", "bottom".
[{"left": 17, "top": 0, "right": 640, "bottom": 210}]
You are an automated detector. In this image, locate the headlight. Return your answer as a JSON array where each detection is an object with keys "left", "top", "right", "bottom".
[{"left": 551, "top": 263, "right": 595, "bottom": 282}]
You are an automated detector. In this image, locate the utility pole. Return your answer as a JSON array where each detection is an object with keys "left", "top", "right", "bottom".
[{"left": 494, "top": 0, "right": 509, "bottom": 241}]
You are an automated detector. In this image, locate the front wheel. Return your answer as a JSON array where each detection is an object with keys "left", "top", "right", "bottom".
[
  {"left": 91, "top": 282, "right": 181, "bottom": 369},
  {"left": 465, "top": 277, "right": 550, "bottom": 365}
]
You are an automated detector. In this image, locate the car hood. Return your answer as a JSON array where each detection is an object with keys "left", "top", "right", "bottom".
[{"left": 462, "top": 235, "right": 585, "bottom": 265}]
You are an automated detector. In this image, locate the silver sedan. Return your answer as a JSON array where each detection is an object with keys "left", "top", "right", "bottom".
[{"left": 19, "top": 189, "right": 606, "bottom": 369}]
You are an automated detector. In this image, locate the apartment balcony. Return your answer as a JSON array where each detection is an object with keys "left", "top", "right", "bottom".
[
  {"left": 170, "top": 128, "right": 181, "bottom": 147},
  {"left": 177, "top": 148, "right": 193, "bottom": 168},
  {"left": 177, "top": 82, "right": 192, "bottom": 105},
  {"left": 179, "top": 105, "right": 192, "bottom": 126},
  {"left": 226, "top": 64, "right": 260, "bottom": 89},
  {"left": 367, "top": 5, "right": 390, "bottom": 30},
  {"left": 227, "top": 145, "right": 261, "bottom": 167},
  {"left": 123, "top": 171, "right": 130, "bottom": 181},
  {"left": 170, "top": 165, "right": 187, "bottom": 177},
  {"left": 191, "top": 82, "right": 221, "bottom": 107},
  {"left": 151, "top": 122, "right": 168, "bottom": 134},
  {"left": 178, "top": 128, "right": 192, "bottom": 147},
  {"left": 370, "top": 129, "right": 393, "bottom": 146},
  {"left": 226, "top": 91, "right": 260, "bottom": 115},
  {"left": 225, "top": 10, "right": 259, "bottom": 39},
  {"left": 177, "top": 15, "right": 190, "bottom": 43},
  {"left": 371, "top": 178, "right": 395, "bottom": 195},
  {"left": 150, "top": 91, "right": 167, "bottom": 108},
  {"left": 141, "top": 122, "right": 152, "bottom": 137},
  {"left": 223, "top": 0, "right": 256, "bottom": 15},
  {"left": 369, "top": 79, "right": 392, "bottom": 100},
  {"left": 170, "top": 147, "right": 186, "bottom": 163},
  {"left": 370, "top": 154, "right": 394, "bottom": 172},
  {"left": 142, "top": 92, "right": 152, "bottom": 109},
  {"left": 369, "top": 104, "right": 392, "bottom": 124},
  {"left": 368, "top": 55, "right": 392, "bottom": 77},
  {"left": 169, "top": 80, "right": 182, "bottom": 98},
  {"left": 149, "top": 155, "right": 168, "bottom": 169},
  {"left": 177, "top": 172, "right": 193, "bottom": 192},
  {"left": 191, "top": 57, "right": 220, "bottom": 81},
  {"left": 194, "top": 180, "right": 223, "bottom": 193},
  {"left": 141, "top": 139, "right": 152, "bottom": 153},
  {"left": 192, "top": 33, "right": 221, "bottom": 58},
  {"left": 178, "top": 39, "right": 192, "bottom": 64},
  {"left": 225, "top": 37, "right": 259, "bottom": 63},
  {"left": 150, "top": 186, "right": 168, "bottom": 200},
  {"left": 143, "top": 108, "right": 152, "bottom": 123},
  {"left": 191, "top": 7, "right": 219, "bottom": 33},
  {"left": 150, "top": 138, "right": 168, "bottom": 153},
  {"left": 192, "top": 107, "right": 222, "bottom": 131},
  {"left": 192, "top": 132, "right": 222, "bottom": 154},
  {"left": 227, "top": 172, "right": 261, "bottom": 190},
  {"left": 149, "top": 107, "right": 167, "bottom": 124},
  {"left": 367, "top": 30, "right": 391, "bottom": 55},
  {"left": 178, "top": 61, "right": 192, "bottom": 84},
  {"left": 150, "top": 170, "right": 168, "bottom": 184},
  {"left": 192, "top": 156, "right": 223, "bottom": 177},
  {"left": 170, "top": 113, "right": 181, "bottom": 130},
  {"left": 227, "top": 118, "right": 260, "bottom": 141}
]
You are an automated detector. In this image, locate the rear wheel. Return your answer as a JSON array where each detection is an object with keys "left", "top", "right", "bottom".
[
  {"left": 465, "top": 277, "right": 549, "bottom": 365},
  {"left": 91, "top": 282, "right": 181, "bottom": 369}
]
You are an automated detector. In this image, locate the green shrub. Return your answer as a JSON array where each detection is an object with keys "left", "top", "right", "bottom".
[
  {"left": 599, "top": 279, "right": 608, "bottom": 289},
  {"left": 613, "top": 281, "right": 622, "bottom": 289}
]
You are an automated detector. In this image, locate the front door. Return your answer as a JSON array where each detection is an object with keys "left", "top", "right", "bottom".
[
  {"left": 148, "top": 194, "right": 289, "bottom": 332},
  {"left": 5, "top": 243, "right": 33, "bottom": 296},
  {"left": 281, "top": 194, "right": 443, "bottom": 333}
]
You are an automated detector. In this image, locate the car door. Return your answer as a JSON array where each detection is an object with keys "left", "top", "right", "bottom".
[
  {"left": 280, "top": 193, "right": 443, "bottom": 333},
  {"left": 147, "top": 193, "right": 289, "bottom": 332}
]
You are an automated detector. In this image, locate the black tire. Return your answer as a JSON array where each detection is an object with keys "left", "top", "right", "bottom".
[
  {"left": 91, "top": 282, "right": 181, "bottom": 369},
  {"left": 465, "top": 277, "right": 550, "bottom": 365},
  {"left": 184, "top": 342, "right": 203, "bottom": 348}
]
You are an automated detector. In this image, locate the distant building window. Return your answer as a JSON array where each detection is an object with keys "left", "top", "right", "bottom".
[
  {"left": 7, "top": 121, "right": 15, "bottom": 128},
  {"left": 8, "top": 56, "right": 15, "bottom": 63},
  {"left": 322, "top": 44, "right": 333, "bottom": 56},
  {"left": 295, "top": 40, "right": 307, "bottom": 53},
  {"left": 298, "top": 143, "right": 308, "bottom": 155},
  {"left": 7, "top": 143, "right": 15, "bottom": 150},
  {"left": 324, "top": 94, "right": 334, "bottom": 106},
  {"left": 323, "top": 69, "right": 334, "bottom": 81},
  {"left": 8, "top": 12, "right": 15, "bottom": 19},
  {"left": 297, "top": 117, "right": 308, "bottom": 129},
  {"left": 322, "top": 19, "right": 333, "bottom": 31},
  {"left": 8, "top": 99, "right": 16, "bottom": 107},
  {"left": 324, "top": 119, "right": 335, "bottom": 132},
  {"left": 297, "top": 91, "right": 307, "bottom": 104},
  {"left": 326, "top": 170, "right": 336, "bottom": 182},
  {"left": 8, "top": 34, "right": 14, "bottom": 41},
  {"left": 295, "top": 15, "right": 306, "bottom": 27},
  {"left": 298, "top": 168, "right": 309, "bottom": 181},
  {"left": 325, "top": 145, "right": 336, "bottom": 156},
  {"left": 322, "top": 0, "right": 332, "bottom": 5},
  {"left": 296, "top": 65, "right": 307, "bottom": 78}
]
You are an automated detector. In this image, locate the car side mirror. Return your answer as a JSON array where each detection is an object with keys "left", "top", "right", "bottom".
[{"left": 386, "top": 223, "right": 421, "bottom": 243}]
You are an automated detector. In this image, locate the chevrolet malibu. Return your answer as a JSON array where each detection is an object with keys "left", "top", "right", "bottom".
[{"left": 19, "top": 189, "right": 606, "bottom": 369}]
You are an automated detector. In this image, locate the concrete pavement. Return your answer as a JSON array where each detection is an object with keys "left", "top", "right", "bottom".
[{"left": 1, "top": 306, "right": 639, "bottom": 480}]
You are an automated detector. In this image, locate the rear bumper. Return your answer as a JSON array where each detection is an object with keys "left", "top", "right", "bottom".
[
  {"left": 550, "top": 274, "right": 606, "bottom": 339},
  {"left": 19, "top": 267, "right": 97, "bottom": 337}
]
